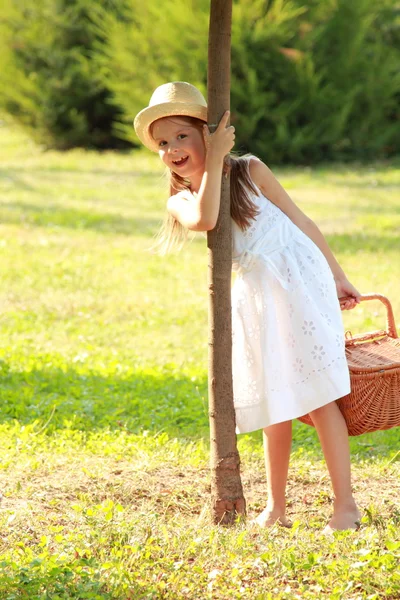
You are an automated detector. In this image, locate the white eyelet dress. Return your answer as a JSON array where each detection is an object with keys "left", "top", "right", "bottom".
[{"left": 231, "top": 181, "right": 350, "bottom": 434}]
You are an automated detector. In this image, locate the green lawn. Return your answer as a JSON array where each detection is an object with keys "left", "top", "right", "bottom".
[{"left": 0, "top": 119, "right": 399, "bottom": 599}]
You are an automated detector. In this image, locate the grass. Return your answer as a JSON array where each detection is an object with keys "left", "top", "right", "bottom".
[{"left": 0, "top": 117, "right": 399, "bottom": 599}]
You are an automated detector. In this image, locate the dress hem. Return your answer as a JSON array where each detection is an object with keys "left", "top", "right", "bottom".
[{"left": 235, "top": 379, "right": 351, "bottom": 434}]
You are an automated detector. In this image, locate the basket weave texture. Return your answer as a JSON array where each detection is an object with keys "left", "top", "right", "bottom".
[{"left": 298, "top": 294, "right": 400, "bottom": 436}]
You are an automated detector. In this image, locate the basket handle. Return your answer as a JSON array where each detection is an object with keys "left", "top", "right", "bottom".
[{"left": 340, "top": 293, "right": 398, "bottom": 339}]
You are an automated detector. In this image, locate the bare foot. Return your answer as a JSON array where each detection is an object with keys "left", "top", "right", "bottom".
[
  {"left": 252, "top": 508, "right": 292, "bottom": 528},
  {"left": 323, "top": 501, "right": 361, "bottom": 534}
]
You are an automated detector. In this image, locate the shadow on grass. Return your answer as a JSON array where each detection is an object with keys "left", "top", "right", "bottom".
[
  {"left": 0, "top": 201, "right": 160, "bottom": 236},
  {"left": 0, "top": 359, "right": 399, "bottom": 460},
  {"left": 329, "top": 177, "right": 400, "bottom": 190},
  {"left": 326, "top": 232, "right": 400, "bottom": 253},
  {"left": 0, "top": 359, "right": 208, "bottom": 438},
  {"left": 0, "top": 165, "right": 157, "bottom": 179},
  {"left": 349, "top": 204, "right": 400, "bottom": 215},
  {"left": 0, "top": 168, "right": 36, "bottom": 191},
  {"left": 1, "top": 200, "right": 399, "bottom": 247}
]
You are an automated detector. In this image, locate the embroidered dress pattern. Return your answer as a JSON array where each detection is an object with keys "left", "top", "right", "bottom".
[{"left": 231, "top": 167, "right": 350, "bottom": 434}]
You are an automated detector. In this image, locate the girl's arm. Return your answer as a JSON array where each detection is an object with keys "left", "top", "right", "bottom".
[
  {"left": 167, "top": 152, "right": 224, "bottom": 231},
  {"left": 167, "top": 112, "right": 234, "bottom": 231},
  {"left": 249, "top": 158, "right": 361, "bottom": 310}
]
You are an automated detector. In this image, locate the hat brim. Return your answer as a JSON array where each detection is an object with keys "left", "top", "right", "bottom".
[{"left": 134, "top": 102, "right": 208, "bottom": 152}]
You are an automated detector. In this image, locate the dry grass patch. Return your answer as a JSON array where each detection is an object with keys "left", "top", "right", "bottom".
[{"left": 2, "top": 447, "right": 399, "bottom": 531}]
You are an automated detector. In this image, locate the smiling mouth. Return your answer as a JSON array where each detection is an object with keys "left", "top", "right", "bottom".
[{"left": 172, "top": 156, "right": 189, "bottom": 167}]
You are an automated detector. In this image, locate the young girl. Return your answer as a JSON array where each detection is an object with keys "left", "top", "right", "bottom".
[{"left": 134, "top": 82, "right": 361, "bottom": 532}]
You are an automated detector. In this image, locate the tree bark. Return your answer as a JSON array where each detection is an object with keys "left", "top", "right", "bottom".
[{"left": 207, "top": 0, "right": 246, "bottom": 525}]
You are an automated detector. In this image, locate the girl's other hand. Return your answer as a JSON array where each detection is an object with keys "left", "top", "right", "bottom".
[
  {"left": 203, "top": 110, "right": 235, "bottom": 161},
  {"left": 336, "top": 277, "right": 361, "bottom": 310}
]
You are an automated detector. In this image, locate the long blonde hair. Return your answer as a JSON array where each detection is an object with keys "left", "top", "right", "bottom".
[{"left": 152, "top": 117, "right": 260, "bottom": 255}]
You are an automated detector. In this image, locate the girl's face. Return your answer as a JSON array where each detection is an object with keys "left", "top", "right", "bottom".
[{"left": 151, "top": 117, "right": 206, "bottom": 180}]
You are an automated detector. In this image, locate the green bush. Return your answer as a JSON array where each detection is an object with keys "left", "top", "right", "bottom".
[
  {"left": 0, "top": 0, "right": 129, "bottom": 149},
  {"left": 94, "top": 1, "right": 209, "bottom": 145},
  {"left": 0, "top": 0, "right": 399, "bottom": 161},
  {"left": 102, "top": 0, "right": 400, "bottom": 162}
]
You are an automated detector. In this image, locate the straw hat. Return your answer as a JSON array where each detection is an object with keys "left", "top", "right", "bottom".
[{"left": 134, "top": 82, "right": 208, "bottom": 152}]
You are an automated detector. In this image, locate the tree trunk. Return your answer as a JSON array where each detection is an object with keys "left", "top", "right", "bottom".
[{"left": 207, "top": 0, "right": 246, "bottom": 525}]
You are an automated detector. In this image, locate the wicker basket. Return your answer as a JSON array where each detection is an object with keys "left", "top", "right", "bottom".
[{"left": 298, "top": 293, "right": 400, "bottom": 436}]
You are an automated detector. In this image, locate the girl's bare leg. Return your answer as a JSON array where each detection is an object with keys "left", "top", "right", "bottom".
[
  {"left": 254, "top": 420, "right": 292, "bottom": 527},
  {"left": 308, "top": 401, "right": 361, "bottom": 531}
]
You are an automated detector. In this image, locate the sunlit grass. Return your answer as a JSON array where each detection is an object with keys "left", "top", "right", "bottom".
[{"left": 0, "top": 119, "right": 399, "bottom": 599}]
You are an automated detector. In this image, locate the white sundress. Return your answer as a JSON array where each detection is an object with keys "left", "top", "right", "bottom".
[{"left": 231, "top": 178, "right": 350, "bottom": 434}]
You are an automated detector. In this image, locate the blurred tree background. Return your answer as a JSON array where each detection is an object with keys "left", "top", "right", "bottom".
[
  {"left": 0, "top": 0, "right": 131, "bottom": 149},
  {"left": 0, "top": 0, "right": 399, "bottom": 163}
]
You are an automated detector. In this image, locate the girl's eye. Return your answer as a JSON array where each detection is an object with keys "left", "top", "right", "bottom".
[
  {"left": 159, "top": 141, "right": 167, "bottom": 147},
  {"left": 177, "top": 134, "right": 187, "bottom": 140}
]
